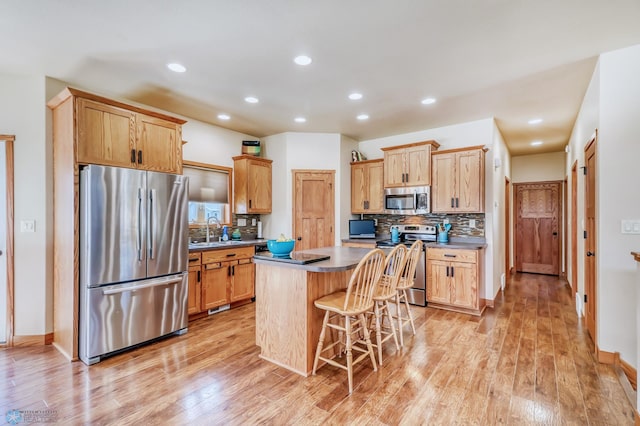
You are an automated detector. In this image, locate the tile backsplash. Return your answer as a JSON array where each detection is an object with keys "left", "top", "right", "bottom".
[
  {"left": 362, "top": 213, "right": 485, "bottom": 238},
  {"left": 189, "top": 214, "right": 262, "bottom": 242}
]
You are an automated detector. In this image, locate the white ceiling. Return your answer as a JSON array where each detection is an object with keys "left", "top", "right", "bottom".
[{"left": 2, "top": 1, "right": 640, "bottom": 156}]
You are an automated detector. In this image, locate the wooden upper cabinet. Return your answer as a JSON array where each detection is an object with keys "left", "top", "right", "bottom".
[
  {"left": 351, "top": 159, "right": 384, "bottom": 213},
  {"left": 381, "top": 140, "right": 439, "bottom": 188},
  {"left": 136, "top": 113, "right": 182, "bottom": 173},
  {"left": 233, "top": 155, "right": 273, "bottom": 214},
  {"left": 57, "top": 87, "right": 185, "bottom": 173},
  {"left": 77, "top": 98, "right": 135, "bottom": 167},
  {"left": 432, "top": 146, "right": 486, "bottom": 213}
]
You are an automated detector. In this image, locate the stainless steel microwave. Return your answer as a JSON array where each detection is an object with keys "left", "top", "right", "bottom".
[{"left": 384, "top": 186, "right": 430, "bottom": 215}]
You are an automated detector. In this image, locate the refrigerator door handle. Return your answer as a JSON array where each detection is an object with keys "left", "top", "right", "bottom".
[
  {"left": 102, "top": 275, "right": 184, "bottom": 295},
  {"left": 149, "top": 188, "right": 156, "bottom": 259},
  {"left": 137, "top": 188, "right": 144, "bottom": 261}
]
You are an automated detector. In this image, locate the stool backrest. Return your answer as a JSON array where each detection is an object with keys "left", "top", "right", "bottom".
[
  {"left": 343, "top": 248, "right": 385, "bottom": 313},
  {"left": 378, "top": 244, "right": 408, "bottom": 298},
  {"left": 399, "top": 240, "right": 422, "bottom": 289}
]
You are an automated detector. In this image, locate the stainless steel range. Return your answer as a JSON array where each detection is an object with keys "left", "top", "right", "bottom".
[{"left": 376, "top": 224, "right": 436, "bottom": 306}]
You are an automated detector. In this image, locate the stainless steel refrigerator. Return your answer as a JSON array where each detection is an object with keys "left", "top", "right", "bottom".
[{"left": 79, "top": 165, "right": 189, "bottom": 365}]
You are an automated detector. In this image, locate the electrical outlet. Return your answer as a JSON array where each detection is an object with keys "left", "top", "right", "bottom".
[
  {"left": 443, "top": 218, "right": 449, "bottom": 224},
  {"left": 252, "top": 218, "right": 257, "bottom": 226},
  {"left": 237, "top": 218, "right": 247, "bottom": 227},
  {"left": 469, "top": 219, "right": 476, "bottom": 228},
  {"left": 20, "top": 220, "right": 35, "bottom": 232},
  {"left": 373, "top": 218, "right": 378, "bottom": 226}
]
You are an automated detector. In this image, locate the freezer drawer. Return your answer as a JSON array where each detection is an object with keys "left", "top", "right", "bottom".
[{"left": 79, "top": 273, "right": 188, "bottom": 365}]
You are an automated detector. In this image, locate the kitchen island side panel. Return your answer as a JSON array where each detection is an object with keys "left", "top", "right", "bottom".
[{"left": 255, "top": 262, "right": 352, "bottom": 376}]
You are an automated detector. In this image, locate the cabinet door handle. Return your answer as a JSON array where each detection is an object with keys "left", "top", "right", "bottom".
[
  {"left": 131, "top": 149, "right": 136, "bottom": 163},
  {"left": 451, "top": 266, "right": 454, "bottom": 277},
  {"left": 232, "top": 265, "right": 235, "bottom": 276},
  {"left": 197, "top": 270, "right": 201, "bottom": 282},
  {"left": 249, "top": 199, "right": 252, "bottom": 209},
  {"left": 456, "top": 198, "right": 459, "bottom": 208},
  {"left": 446, "top": 266, "right": 450, "bottom": 277},
  {"left": 451, "top": 198, "right": 454, "bottom": 208},
  {"left": 137, "top": 150, "right": 143, "bottom": 164}
]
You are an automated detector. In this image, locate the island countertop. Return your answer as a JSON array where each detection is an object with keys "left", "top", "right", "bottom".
[{"left": 253, "top": 246, "right": 373, "bottom": 272}]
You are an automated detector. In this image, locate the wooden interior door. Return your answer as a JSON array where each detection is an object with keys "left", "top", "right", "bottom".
[
  {"left": 571, "top": 161, "right": 578, "bottom": 298},
  {"left": 505, "top": 177, "right": 510, "bottom": 276},
  {"left": 584, "top": 136, "right": 597, "bottom": 342},
  {"left": 514, "top": 182, "right": 561, "bottom": 275},
  {"left": 293, "top": 170, "right": 335, "bottom": 251},
  {"left": 0, "top": 135, "right": 14, "bottom": 345}
]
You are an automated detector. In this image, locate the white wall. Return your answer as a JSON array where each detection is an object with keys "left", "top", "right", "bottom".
[
  {"left": 566, "top": 62, "right": 600, "bottom": 314},
  {"left": 596, "top": 44, "right": 640, "bottom": 366},
  {"left": 359, "top": 118, "right": 501, "bottom": 302},
  {"left": 341, "top": 135, "right": 360, "bottom": 237},
  {"left": 511, "top": 152, "right": 566, "bottom": 183},
  {"left": 182, "top": 119, "right": 259, "bottom": 168},
  {"left": 489, "top": 121, "right": 511, "bottom": 299},
  {"left": 1, "top": 73, "right": 50, "bottom": 336},
  {"left": 358, "top": 119, "right": 493, "bottom": 161}
]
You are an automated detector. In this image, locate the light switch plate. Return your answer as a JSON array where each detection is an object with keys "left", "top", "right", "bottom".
[
  {"left": 20, "top": 220, "right": 35, "bottom": 232},
  {"left": 443, "top": 218, "right": 449, "bottom": 224},
  {"left": 469, "top": 219, "right": 476, "bottom": 228},
  {"left": 237, "top": 218, "right": 247, "bottom": 227},
  {"left": 621, "top": 220, "right": 640, "bottom": 234}
]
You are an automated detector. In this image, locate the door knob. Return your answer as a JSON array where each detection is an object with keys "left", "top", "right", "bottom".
[
  {"left": 586, "top": 251, "right": 595, "bottom": 257},
  {"left": 552, "top": 232, "right": 558, "bottom": 236},
  {"left": 297, "top": 237, "right": 302, "bottom": 241}
]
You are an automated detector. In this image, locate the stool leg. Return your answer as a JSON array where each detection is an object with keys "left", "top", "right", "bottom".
[
  {"left": 396, "top": 292, "right": 404, "bottom": 347},
  {"left": 384, "top": 300, "right": 400, "bottom": 351},
  {"left": 374, "top": 302, "right": 383, "bottom": 365},
  {"left": 402, "top": 289, "right": 416, "bottom": 335},
  {"left": 360, "top": 313, "right": 377, "bottom": 372},
  {"left": 345, "top": 315, "right": 353, "bottom": 394},
  {"left": 312, "top": 310, "right": 330, "bottom": 375}
]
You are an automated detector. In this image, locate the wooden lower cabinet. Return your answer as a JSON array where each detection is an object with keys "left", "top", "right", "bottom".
[
  {"left": 426, "top": 247, "right": 485, "bottom": 316},
  {"left": 189, "top": 246, "right": 255, "bottom": 318},
  {"left": 187, "top": 253, "right": 202, "bottom": 315}
]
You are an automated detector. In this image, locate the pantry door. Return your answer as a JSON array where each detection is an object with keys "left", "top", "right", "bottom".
[
  {"left": 0, "top": 135, "right": 15, "bottom": 345},
  {"left": 514, "top": 181, "right": 562, "bottom": 275},
  {"left": 292, "top": 170, "right": 335, "bottom": 251}
]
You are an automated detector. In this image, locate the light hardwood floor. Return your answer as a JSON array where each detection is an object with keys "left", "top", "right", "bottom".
[{"left": 1, "top": 273, "right": 635, "bottom": 425}]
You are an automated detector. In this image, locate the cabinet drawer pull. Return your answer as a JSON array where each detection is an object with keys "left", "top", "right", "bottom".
[
  {"left": 188, "top": 257, "right": 199, "bottom": 262},
  {"left": 444, "top": 254, "right": 456, "bottom": 258},
  {"left": 226, "top": 253, "right": 237, "bottom": 257}
]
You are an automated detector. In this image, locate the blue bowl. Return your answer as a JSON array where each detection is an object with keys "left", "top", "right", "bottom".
[{"left": 267, "top": 239, "right": 295, "bottom": 256}]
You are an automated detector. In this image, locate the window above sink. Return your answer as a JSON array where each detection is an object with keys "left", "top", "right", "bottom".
[{"left": 183, "top": 161, "right": 232, "bottom": 227}]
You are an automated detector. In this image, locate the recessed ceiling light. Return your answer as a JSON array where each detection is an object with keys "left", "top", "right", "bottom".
[
  {"left": 166, "top": 63, "right": 186, "bottom": 73},
  {"left": 294, "top": 117, "right": 306, "bottom": 123},
  {"left": 357, "top": 114, "right": 369, "bottom": 120},
  {"left": 217, "top": 114, "right": 230, "bottom": 120},
  {"left": 531, "top": 141, "right": 543, "bottom": 146},
  {"left": 294, "top": 55, "right": 312, "bottom": 66},
  {"left": 348, "top": 93, "right": 363, "bottom": 100},
  {"left": 244, "top": 96, "right": 259, "bottom": 104},
  {"left": 421, "top": 97, "right": 437, "bottom": 105},
  {"left": 528, "top": 118, "right": 543, "bottom": 125}
]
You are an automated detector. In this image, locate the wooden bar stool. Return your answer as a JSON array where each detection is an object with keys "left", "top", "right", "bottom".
[
  {"left": 369, "top": 244, "right": 407, "bottom": 365},
  {"left": 393, "top": 240, "right": 421, "bottom": 347},
  {"left": 312, "top": 248, "right": 385, "bottom": 394}
]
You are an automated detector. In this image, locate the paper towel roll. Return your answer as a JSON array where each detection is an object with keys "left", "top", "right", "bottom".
[{"left": 257, "top": 221, "right": 263, "bottom": 239}]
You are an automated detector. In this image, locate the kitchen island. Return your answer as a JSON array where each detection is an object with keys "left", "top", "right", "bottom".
[{"left": 254, "top": 246, "right": 372, "bottom": 376}]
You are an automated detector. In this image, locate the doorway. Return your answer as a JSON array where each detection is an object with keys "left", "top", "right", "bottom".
[
  {"left": 514, "top": 181, "right": 562, "bottom": 275},
  {"left": 584, "top": 134, "right": 597, "bottom": 343},
  {"left": 0, "top": 135, "right": 15, "bottom": 346},
  {"left": 292, "top": 170, "right": 335, "bottom": 251}
]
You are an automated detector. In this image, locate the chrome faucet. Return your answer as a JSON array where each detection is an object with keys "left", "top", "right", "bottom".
[{"left": 206, "top": 216, "right": 222, "bottom": 243}]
